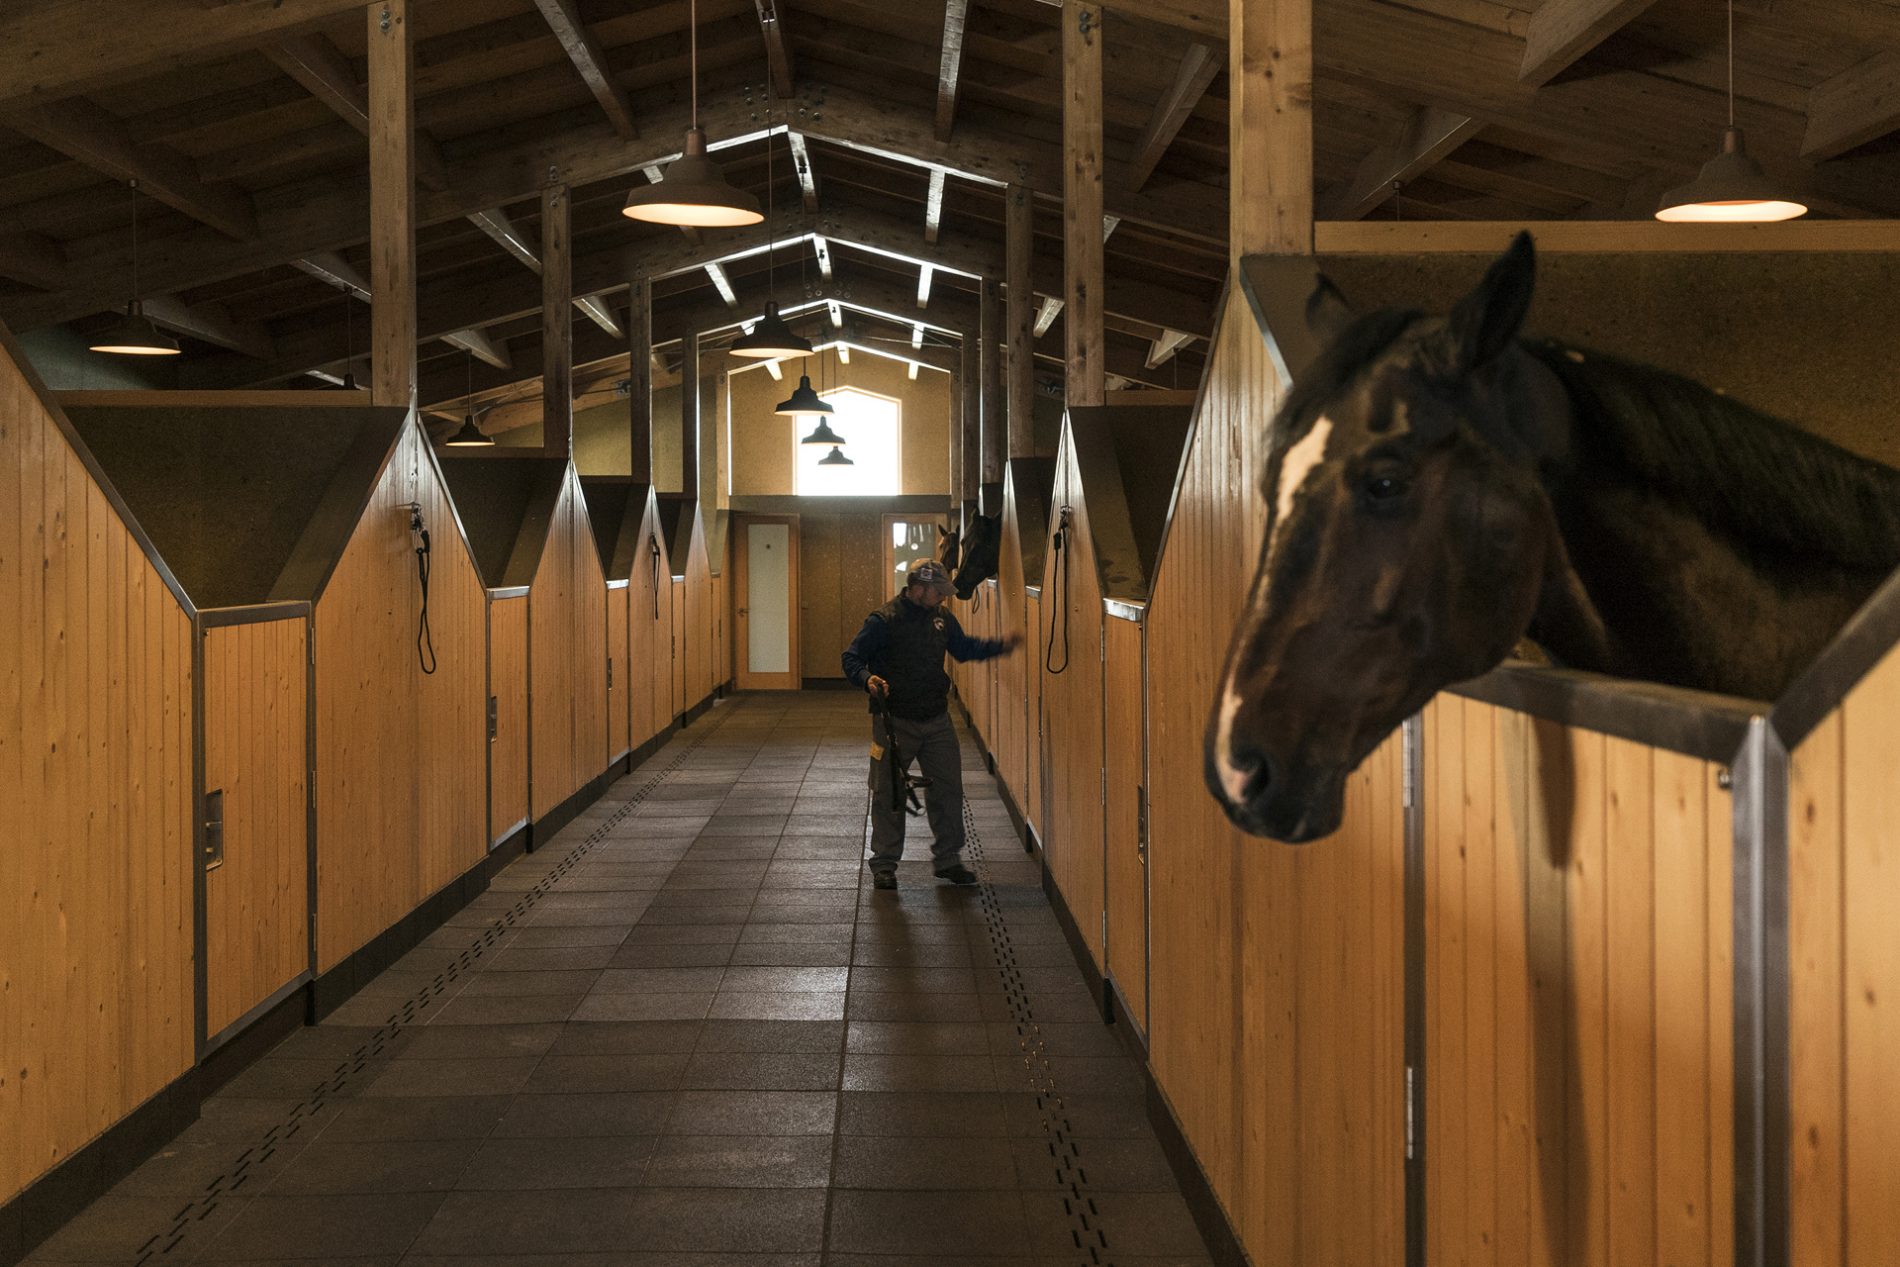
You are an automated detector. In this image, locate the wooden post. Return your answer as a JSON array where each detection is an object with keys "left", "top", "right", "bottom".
[
  {"left": 979, "top": 277, "right": 1004, "bottom": 506},
  {"left": 948, "top": 363, "right": 962, "bottom": 506},
  {"left": 541, "top": 182, "right": 572, "bottom": 457},
  {"left": 959, "top": 332, "right": 979, "bottom": 509},
  {"left": 627, "top": 276, "right": 652, "bottom": 483},
  {"left": 680, "top": 330, "right": 700, "bottom": 497},
  {"left": 1005, "top": 183, "right": 1036, "bottom": 460},
  {"left": 1230, "top": 0, "right": 1314, "bottom": 259},
  {"left": 1063, "top": 1, "right": 1105, "bottom": 407},
  {"left": 367, "top": 0, "right": 415, "bottom": 409}
]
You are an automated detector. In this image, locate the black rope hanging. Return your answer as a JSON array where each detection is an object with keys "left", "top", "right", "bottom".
[
  {"left": 1044, "top": 506, "right": 1073, "bottom": 675},
  {"left": 411, "top": 502, "right": 437, "bottom": 674}
]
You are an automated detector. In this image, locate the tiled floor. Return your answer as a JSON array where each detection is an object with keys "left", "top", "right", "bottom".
[{"left": 27, "top": 692, "right": 1213, "bottom": 1266}]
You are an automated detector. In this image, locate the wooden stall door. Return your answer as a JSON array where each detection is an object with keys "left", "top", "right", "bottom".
[
  {"left": 671, "top": 577, "right": 686, "bottom": 720},
  {"left": 488, "top": 594, "right": 529, "bottom": 845},
  {"left": 607, "top": 583, "right": 630, "bottom": 761},
  {"left": 203, "top": 616, "right": 310, "bottom": 1039},
  {"left": 1104, "top": 614, "right": 1147, "bottom": 1034},
  {"left": 734, "top": 513, "right": 801, "bottom": 691}
]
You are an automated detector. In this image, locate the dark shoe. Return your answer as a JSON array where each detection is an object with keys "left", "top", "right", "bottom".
[
  {"left": 872, "top": 872, "right": 898, "bottom": 891},
  {"left": 934, "top": 864, "right": 978, "bottom": 886}
]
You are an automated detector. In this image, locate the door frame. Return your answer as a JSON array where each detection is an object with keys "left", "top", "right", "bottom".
[
  {"left": 881, "top": 512, "right": 949, "bottom": 599},
  {"left": 734, "top": 513, "right": 802, "bottom": 691}
]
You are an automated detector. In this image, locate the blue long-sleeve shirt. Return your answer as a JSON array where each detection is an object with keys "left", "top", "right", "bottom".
[{"left": 842, "top": 593, "right": 1008, "bottom": 719}]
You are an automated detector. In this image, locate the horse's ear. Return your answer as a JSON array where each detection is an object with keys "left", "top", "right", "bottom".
[
  {"left": 938, "top": 525, "right": 948, "bottom": 539},
  {"left": 1306, "top": 274, "right": 1354, "bottom": 345},
  {"left": 1446, "top": 230, "right": 1535, "bottom": 373}
]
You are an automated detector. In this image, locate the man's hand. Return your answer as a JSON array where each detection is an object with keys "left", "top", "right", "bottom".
[
  {"left": 999, "top": 633, "right": 1024, "bottom": 652},
  {"left": 867, "top": 675, "right": 890, "bottom": 697}
]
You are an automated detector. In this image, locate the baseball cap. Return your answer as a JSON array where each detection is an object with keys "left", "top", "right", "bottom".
[{"left": 908, "top": 560, "right": 954, "bottom": 591}]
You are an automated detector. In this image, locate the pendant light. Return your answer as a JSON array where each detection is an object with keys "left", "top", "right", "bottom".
[
  {"left": 1654, "top": 0, "right": 1805, "bottom": 223},
  {"left": 730, "top": 105, "right": 811, "bottom": 359},
  {"left": 622, "top": 0, "right": 762, "bottom": 228},
  {"left": 799, "top": 416, "right": 846, "bottom": 446},
  {"left": 818, "top": 445, "right": 853, "bottom": 466},
  {"left": 443, "top": 349, "right": 495, "bottom": 447},
  {"left": 91, "top": 182, "right": 180, "bottom": 357},
  {"left": 776, "top": 373, "right": 834, "bottom": 418}
]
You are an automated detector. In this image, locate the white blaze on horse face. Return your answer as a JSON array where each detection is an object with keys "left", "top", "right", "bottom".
[
  {"left": 1267, "top": 416, "right": 1335, "bottom": 567},
  {"left": 1213, "top": 681, "right": 1253, "bottom": 804}
]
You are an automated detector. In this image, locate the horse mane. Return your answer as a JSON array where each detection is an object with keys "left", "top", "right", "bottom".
[{"left": 1528, "top": 340, "right": 1900, "bottom": 573}]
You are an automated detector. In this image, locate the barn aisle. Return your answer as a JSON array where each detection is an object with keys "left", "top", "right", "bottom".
[{"left": 25, "top": 693, "right": 1210, "bottom": 1266}]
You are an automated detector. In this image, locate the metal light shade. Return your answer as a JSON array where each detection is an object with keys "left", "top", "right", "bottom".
[
  {"left": 89, "top": 301, "right": 180, "bottom": 356},
  {"left": 730, "top": 301, "right": 812, "bottom": 359},
  {"left": 1655, "top": 128, "right": 1807, "bottom": 223},
  {"left": 622, "top": 128, "right": 762, "bottom": 227},
  {"left": 443, "top": 415, "right": 494, "bottom": 447},
  {"left": 774, "top": 374, "right": 834, "bottom": 417},
  {"left": 799, "top": 417, "right": 846, "bottom": 446},
  {"left": 817, "top": 445, "right": 853, "bottom": 466}
]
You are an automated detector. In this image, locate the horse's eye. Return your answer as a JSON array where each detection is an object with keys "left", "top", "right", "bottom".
[{"left": 1364, "top": 474, "right": 1407, "bottom": 502}]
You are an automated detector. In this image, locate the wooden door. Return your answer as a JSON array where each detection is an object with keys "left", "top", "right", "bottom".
[
  {"left": 734, "top": 513, "right": 801, "bottom": 691},
  {"left": 882, "top": 513, "right": 948, "bottom": 595}
]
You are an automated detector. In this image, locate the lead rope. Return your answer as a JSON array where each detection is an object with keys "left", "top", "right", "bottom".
[
  {"left": 410, "top": 502, "right": 437, "bottom": 675},
  {"left": 1044, "top": 508, "right": 1072, "bottom": 675}
]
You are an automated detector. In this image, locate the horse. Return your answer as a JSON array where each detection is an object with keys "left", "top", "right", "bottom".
[
  {"left": 938, "top": 523, "right": 961, "bottom": 575},
  {"left": 1206, "top": 231, "right": 1900, "bottom": 844},
  {"left": 953, "top": 511, "right": 1001, "bottom": 599}
]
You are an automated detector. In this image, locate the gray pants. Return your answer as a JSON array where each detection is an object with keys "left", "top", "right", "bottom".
[{"left": 867, "top": 711, "right": 965, "bottom": 874}]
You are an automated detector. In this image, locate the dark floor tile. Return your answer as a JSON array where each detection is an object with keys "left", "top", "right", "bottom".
[
  {"left": 591, "top": 966, "right": 727, "bottom": 993},
  {"left": 707, "top": 992, "right": 846, "bottom": 1021},
  {"left": 362, "top": 1056, "right": 539, "bottom": 1098},
  {"left": 718, "top": 966, "right": 848, "bottom": 993},
  {"left": 1012, "top": 1135, "right": 1176, "bottom": 1191},
  {"left": 264, "top": 1139, "right": 474, "bottom": 1194},
  {"left": 547, "top": 1020, "right": 703, "bottom": 1055},
  {"left": 849, "top": 967, "right": 981, "bottom": 994},
  {"left": 641, "top": 1134, "right": 832, "bottom": 1188},
  {"left": 429, "top": 994, "right": 584, "bottom": 1026},
  {"left": 663, "top": 1090, "right": 837, "bottom": 1136},
  {"left": 845, "top": 993, "right": 985, "bottom": 1023},
  {"left": 845, "top": 1022, "right": 990, "bottom": 1056},
  {"left": 693, "top": 1019, "right": 844, "bottom": 1054},
  {"left": 490, "top": 1092, "right": 675, "bottom": 1138},
  {"left": 215, "top": 1056, "right": 366, "bottom": 1101},
  {"left": 197, "top": 1193, "right": 446, "bottom": 1260},
  {"left": 826, "top": 1189, "right": 1029, "bottom": 1257},
  {"left": 1023, "top": 1190, "right": 1205, "bottom": 1258},
  {"left": 838, "top": 1091, "right": 1012, "bottom": 1138},
  {"left": 624, "top": 924, "right": 744, "bottom": 945},
  {"left": 265, "top": 1025, "right": 405, "bottom": 1063},
  {"left": 25, "top": 1194, "right": 244, "bottom": 1262},
  {"left": 522, "top": 1053, "right": 690, "bottom": 1094},
  {"left": 680, "top": 1051, "right": 840, "bottom": 1091},
  {"left": 1002, "top": 1092, "right": 1152, "bottom": 1139},
  {"left": 572, "top": 990, "right": 716, "bottom": 1022},
  {"left": 455, "top": 968, "right": 603, "bottom": 997},
  {"left": 408, "top": 1188, "right": 825, "bottom": 1256},
  {"left": 318, "top": 1095, "right": 511, "bottom": 1143},
  {"left": 842, "top": 1052, "right": 998, "bottom": 1093},
  {"left": 726, "top": 941, "right": 853, "bottom": 967},
  {"left": 454, "top": 1135, "right": 656, "bottom": 1190},
  {"left": 609, "top": 941, "right": 736, "bottom": 968},
  {"left": 483, "top": 944, "right": 619, "bottom": 972},
  {"left": 831, "top": 1134, "right": 1022, "bottom": 1190},
  {"left": 395, "top": 1024, "right": 562, "bottom": 1060}
]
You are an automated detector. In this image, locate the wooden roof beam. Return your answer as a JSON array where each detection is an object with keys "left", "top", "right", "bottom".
[
  {"left": 755, "top": 0, "right": 797, "bottom": 99},
  {"left": 0, "top": 232, "right": 67, "bottom": 290},
  {"left": 924, "top": 168, "right": 947, "bottom": 244},
  {"left": 10, "top": 99, "right": 258, "bottom": 240},
  {"left": 467, "top": 205, "right": 624, "bottom": 336},
  {"left": 1128, "top": 42, "right": 1221, "bottom": 189},
  {"left": 264, "top": 33, "right": 451, "bottom": 190},
  {"left": 1144, "top": 328, "right": 1193, "bottom": 368},
  {"left": 1032, "top": 296, "right": 1062, "bottom": 338},
  {"left": 1803, "top": 52, "right": 1900, "bottom": 161},
  {"left": 292, "top": 251, "right": 370, "bottom": 301},
  {"left": 787, "top": 130, "right": 820, "bottom": 211},
  {"left": 441, "top": 327, "right": 512, "bottom": 371},
  {"left": 936, "top": 0, "right": 971, "bottom": 141},
  {"left": 0, "top": 0, "right": 373, "bottom": 113},
  {"left": 705, "top": 262, "right": 739, "bottom": 307},
  {"left": 917, "top": 264, "right": 936, "bottom": 308},
  {"left": 531, "top": 0, "right": 640, "bottom": 140},
  {"left": 1518, "top": 0, "right": 1663, "bottom": 88},
  {"left": 141, "top": 294, "right": 275, "bottom": 360},
  {"left": 1318, "top": 106, "right": 1482, "bottom": 220}
]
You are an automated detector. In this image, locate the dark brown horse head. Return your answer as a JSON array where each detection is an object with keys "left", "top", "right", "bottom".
[
  {"left": 1206, "top": 233, "right": 1573, "bottom": 842},
  {"left": 937, "top": 523, "right": 961, "bottom": 574},
  {"left": 954, "top": 512, "right": 1001, "bottom": 598}
]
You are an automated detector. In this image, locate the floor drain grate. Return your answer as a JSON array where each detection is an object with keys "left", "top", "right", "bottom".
[
  {"left": 963, "top": 797, "right": 1112, "bottom": 1267},
  {"left": 129, "top": 708, "right": 733, "bottom": 1265}
]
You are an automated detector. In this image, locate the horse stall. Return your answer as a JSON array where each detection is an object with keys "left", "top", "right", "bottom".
[
  {"left": 440, "top": 456, "right": 609, "bottom": 839},
  {"left": 583, "top": 478, "right": 672, "bottom": 758},
  {"left": 991, "top": 459, "right": 1054, "bottom": 842}
]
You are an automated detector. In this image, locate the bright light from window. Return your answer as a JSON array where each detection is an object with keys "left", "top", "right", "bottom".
[{"left": 794, "top": 385, "right": 901, "bottom": 496}]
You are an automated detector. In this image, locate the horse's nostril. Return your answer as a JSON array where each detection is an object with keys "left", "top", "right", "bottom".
[{"left": 1239, "top": 752, "right": 1273, "bottom": 804}]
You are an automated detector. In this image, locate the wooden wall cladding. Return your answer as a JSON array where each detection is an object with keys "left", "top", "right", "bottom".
[
  {"left": 0, "top": 342, "right": 195, "bottom": 1206},
  {"left": 608, "top": 584, "right": 629, "bottom": 760},
  {"left": 314, "top": 423, "right": 486, "bottom": 973},
  {"left": 1103, "top": 614, "right": 1145, "bottom": 1032},
  {"left": 488, "top": 593, "right": 528, "bottom": 842},
  {"left": 671, "top": 577, "right": 686, "bottom": 721},
  {"left": 1145, "top": 290, "right": 1406, "bottom": 1265},
  {"left": 529, "top": 469, "right": 609, "bottom": 822},
  {"left": 795, "top": 510, "right": 888, "bottom": 682},
  {"left": 1789, "top": 641, "right": 1900, "bottom": 1266},
  {"left": 992, "top": 495, "right": 1032, "bottom": 819},
  {"left": 1024, "top": 591, "right": 1043, "bottom": 840},
  {"left": 629, "top": 508, "right": 667, "bottom": 743},
  {"left": 1423, "top": 693, "right": 1734, "bottom": 1267},
  {"left": 682, "top": 511, "right": 713, "bottom": 707},
  {"left": 202, "top": 616, "right": 309, "bottom": 1039},
  {"left": 1040, "top": 430, "right": 1108, "bottom": 971}
]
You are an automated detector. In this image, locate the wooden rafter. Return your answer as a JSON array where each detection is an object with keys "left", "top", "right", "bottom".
[
  {"left": 755, "top": 0, "right": 797, "bottom": 99},
  {"left": 1519, "top": 0, "right": 1664, "bottom": 87},
  {"left": 1144, "top": 328, "right": 1193, "bottom": 368},
  {"left": 141, "top": 295, "right": 275, "bottom": 360},
  {"left": 292, "top": 252, "right": 370, "bottom": 301},
  {"left": 935, "top": 0, "right": 972, "bottom": 141},
  {"left": 1033, "top": 296, "right": 1062, "bottom": 338},
  {"left": 1318, "top": 107, "right": 1482, "bottom": 220},
  {"left": 787, "top": 130, "right": 820, "bottom": 212},
  {"left": 10, "top": 99, "right": 258, "bottom": 240},
  {"left": 1803, "top": 52, "right": 1900, "bottom": 161},
  {"left": 264, "top": 33, "right": 451, "bottom": 190},
  {"left": 1128, "top": 43, "right": 1221, "bottom": 190},
  {"left": 466, "top": 206, "right": 622, "bottom": 337},
  {"left": 704, "top": 262, "right": 739, "bottom": 307},
  {"left": 531, "top": 0, "right": 639, "bottom": 140},
  {"left": 924, "top": 168, "right": 947, "bottom": 244},
  {"left": 0, "top": 233, "right": 66, "bottom": 290},
  {"left": 441, "top": 327, "right": 511, "bottom": 371}
]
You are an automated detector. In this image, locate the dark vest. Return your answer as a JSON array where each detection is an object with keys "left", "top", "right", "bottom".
[{"left": 872, "top": 595, "right": 953, "bottom": 720}]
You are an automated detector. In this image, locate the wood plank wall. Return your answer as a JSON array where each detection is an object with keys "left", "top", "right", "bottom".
[
  {"left": 1039, "top": 429, "right": 1108, "bottom": 969},
  {"left": 628, "top": 503, "right": 667, "bottom": 745},
  {"left": 203, "top": 616, "right": 309, "bottom": 1038},
  {"left": 1790, "top": 641, "right": 1900, "bottom": 1266},
  {"left": 671, "top": 578, "right": 685, "bottom": 721},
  {"left": 1423, "top": 693, "right": 1734, "bottom": 1267},
  {"left": 315, "top": 422, "right": 486, "bottom": 972},
  {"left": 1024, "top": 591, "right": 1043, "bottom": 840},
  {"left": 529, "top": 468, "right": 609, "bottom": 822},
  {"left": 1, "top": 340, "right": 195, "bottom": 1206},
  {"left": 488, "top": 593, "right": 528, "bottom": 843},
  {"left": 608, "top": 584, "right": 629, "bottom": 760},
  {"left": 1145, "top": 288, "right": 1406, "bottom": 1265},
  {"left": 682, "top": 512, "right": 712, "bottom": 708},
  {"left": 1104, "top": 614, "right": 1145, "bottom": 1031},
  {"left": 990, "top": 487, "right": 1034, "bottom": 820}
]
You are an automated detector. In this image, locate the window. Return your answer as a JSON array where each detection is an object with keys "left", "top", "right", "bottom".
[{"left": 793, "top": 386, "right": 901, "bottom": 496}]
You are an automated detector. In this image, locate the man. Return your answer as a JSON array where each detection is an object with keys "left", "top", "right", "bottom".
[{"left": 841, "top": 559, "right": 1021, "bottom": 890}]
